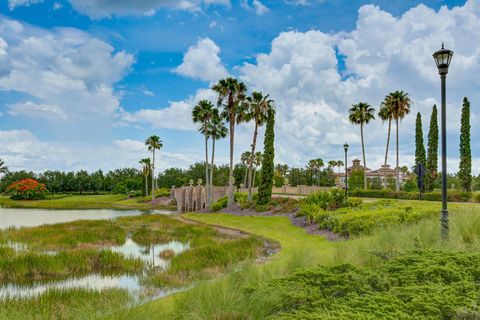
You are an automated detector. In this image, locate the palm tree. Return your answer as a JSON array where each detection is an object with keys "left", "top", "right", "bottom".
[
  {"left": 252, "top": 152, "right": 263, "bottom": 188},
  {"left": 315, "top": 158, "right": 324, "bottom": 186},
  {"left": 145, "top": 135, "right": 163, "bottom": 202},
  {"left": 0, "top": 159, "right": 7, "bottom": 175},
  {"left": 388, "top": 91, "right": 412, "bottom": 191},
  {"left": 192, "top": 100, "right": 215, "bottom": 205},
  {"left": 212, "top": 77, "right": 247, "bottom": 206},
  {"left": 378, "top": 98, "right": 394, "bottom": 188},
  {"left": 207, "top": 110, "right": 228, "bottom": 204},
  {"left": 245, "top": 91, "right": 273, "bottom": 201},
  {"left": 139, "top": 158, "right": 151, "bottom": 197},
  {"left": 328, "top": 160, "right": 337, "bottom": 170},
  {"left": 307, "top": 159, "right": 317, "bottom": 186},
  {"left": 240, "top": 151, "right": 252, "bottom": 188},
  {"left": 336, "top": 160, "right": 344, "bottom": 174},
  {"left": 349, "top": 102, "right": 375, "bottom": 189}
]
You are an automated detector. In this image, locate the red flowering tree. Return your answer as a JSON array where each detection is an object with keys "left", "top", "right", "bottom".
[{"left": 6, "top": 178, "right": 48, "bottom": 200}]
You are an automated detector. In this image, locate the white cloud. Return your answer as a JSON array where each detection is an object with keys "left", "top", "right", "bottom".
[
  {"left": 8, "top": 101, "right": 68, "bottom": 120},
  {"left": 0, "top": 37, "right": 10, "bottom": 77},
  {"left": 0, "top": 16, "right": 134, "bottom": 120},
  {"left": 9, "top": 0, "right": 230, "bottom": 18},
  {"left": 118, "top": 88, "right": 217, "bottom": 130},
  {"left": 241, "top": 0, "right": 269, "bottom": 15},
  {"left": 174, "top": 38, "right": 228, "bottom": 82},
  {"left": 237, "top": 0, "right": 480, "bottom": 173}
]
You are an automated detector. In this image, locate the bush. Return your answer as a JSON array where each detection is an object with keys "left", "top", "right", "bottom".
[
  {"left": 155, "top": 188, "right": 171, "bottom": 198},
  {"left": 303, "top": 189, "right": 347, "bottom": 211},
  {"left": 253, "top": 250, "right": 480, "bottom": 319},
  {"left": 6, "top": 178, "right": 47, "bottom": 200},
  {"left": 211, "top": 196, "right": 228, "bottom": 212},
  {"left": 349, "top": 189, "right": 472, "bottom": 202}
]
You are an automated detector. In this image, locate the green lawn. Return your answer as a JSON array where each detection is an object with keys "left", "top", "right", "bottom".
[
  {"left": 0, "top": 194, "right": 176, "bottom": 210},
  {"left": 125, "top": 201, "right": 480, "bottom": 319}
]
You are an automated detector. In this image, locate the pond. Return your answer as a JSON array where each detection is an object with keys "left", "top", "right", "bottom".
[{"left": 0, "top": 208, "right": 174, "bottom": 229}]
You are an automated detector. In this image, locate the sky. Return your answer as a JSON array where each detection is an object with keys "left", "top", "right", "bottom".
[{"left": 0, "top": 0, "right": 479, "bottom": 175}]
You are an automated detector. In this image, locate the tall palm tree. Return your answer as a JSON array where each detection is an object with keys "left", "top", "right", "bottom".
[
  {"left": 252, "top": 152, "right": 263, "bottom": 188},
  {"left": 307, "top": 159, "right": 317, "bottom": 186},
  {"left": 336, "top": 160, "right": 344, "bottom": 174},
  {"left": 145, "top": 135, "right": 163, "bottom": 202},
  {"left": 212, "top": 77, "right": 247, "bottom": 206},
  {"left": 207, "top": 110, "right": 228, "bottom": 205},
  {"left": 139, "top": 158, "right": 151, "bottom": 197},
  {"left": 245, "top": 91, "right": 273, "bottom": 201},
  {"left": 0, "top": 159, "right": 7, "bottom": 175},
  {"left": 328, "top": 160, "right": 337, "bottom": 170},
  {"left": 315, "top": 158, "right": 324, "bottom": 186},
  {"left": 378, "top": 98, "right": 394, "bottom": 188},
  {"left": 388, "top": 91, "right": 412, "bottom": 191},
  {"left": 349, "top": 102, "right": 375, "bottom": 189},
  {"left": 240, "top": 151, "right": 252, "bottom": 188},
  {"left": 192, "top": 100, "right": 215, "bottom": 205}
]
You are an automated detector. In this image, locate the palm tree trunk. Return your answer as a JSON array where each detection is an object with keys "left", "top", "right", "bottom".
[
  {"left": 209, "top": 138, "right": 216, "bottom": 207},
  {"left": 204, "top": 124, "right": 210, "bottom": 206},
  {"left": 151, "top": 150, "right": 155, "bottom": 202},
  {"left": 252, "top": 168, "right": 257, "bottom": 188},
  {"left": 243, "top": 167, "right": 248, "bottom": 188},
  {"left": 145, "top": 174, "right": 148, "bottom": 197},
  {"left": 384, "top": 118, "right": 392, "bottom": 189},
  {"left": 228, "top": 114, "right": 235, "bottom": 206},
  {"left": 247, "top": 121, "right": 259, "bottom": 201},
  {"left": 361, "top": 123, "right": 367, "bottom": 190},
  {"left": 396, "top": 117, "right": 400, "bottom": 192}
]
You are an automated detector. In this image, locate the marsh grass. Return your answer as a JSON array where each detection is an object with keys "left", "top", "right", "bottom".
[
  {"left": 0, "top": 288, "right": 131, "bottom": 320},
  {"left": 0, "top": 212, "right": 266, "bottom": 319}
]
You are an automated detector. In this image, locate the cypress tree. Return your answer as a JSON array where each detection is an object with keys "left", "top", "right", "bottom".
[
  {"left": 459, "top": 97, "right": 472, "bottom": 191},
  {"left": 415, "top": 112, "right": 426, "bottom": 167},
  {"left": 425, "top": 105, "right": 439, "bottom": 191},
  {"left": 258, "top": 108, "right": 275, "bottom": 205}
]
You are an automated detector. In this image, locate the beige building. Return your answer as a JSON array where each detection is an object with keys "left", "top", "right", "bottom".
[{"left": 336, "top": 159, "right": 408, "bottom": 187}]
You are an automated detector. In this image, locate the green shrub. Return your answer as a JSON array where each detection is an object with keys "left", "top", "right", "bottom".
[
  {"left": 349, "top": 189, "right": 472, "bottom": 202},
  {"left": 253, "top": 250, "right": 480, "bottom": 320},
  {"left": 155, "top": 188, "right": 171, "bottom": 197},
  {"left": 211, "top": 196, "right": 228, "bottom": 212}
]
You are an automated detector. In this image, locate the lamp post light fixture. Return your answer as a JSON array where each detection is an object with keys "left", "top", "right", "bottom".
[
  {"left": 433, "top": 43, "right": 453, "bottom": 240},
  {"left": 343, "top": 142, "right": 349, "bottom": 198}
]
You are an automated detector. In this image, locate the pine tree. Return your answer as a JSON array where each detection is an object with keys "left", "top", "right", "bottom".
[
  {"left": 258, "top": 108, "right": 275, "bottom": 205},
  {"left": 425, "top": 105, "right": 438, "bottom": 191},
  {"left": 459, "top": 97, "right": 472, "bottom": 192},
  {"left": 415, "top": 112, "right": 426, "bottom": 167}
]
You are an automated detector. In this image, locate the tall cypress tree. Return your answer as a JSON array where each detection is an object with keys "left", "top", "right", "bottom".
[
  {"left": 258, "top": 108, "right": 275, "bottom": 205},
  {"left": 415, "top": 112, "right": 426, "bottom": 167},
  {"left": 459, "top": 97, "right": 472, "bottom": 191},
  {"left": 425, "top": 105, "right": 439, "bottom": 191}
]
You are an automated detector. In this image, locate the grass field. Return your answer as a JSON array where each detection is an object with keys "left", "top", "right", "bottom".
[
  {"left": 0, "top": 194, "right": 176, "bottom": 210},
  {"left": 123, "top": 201, "right": 480, "bottom": 319}
]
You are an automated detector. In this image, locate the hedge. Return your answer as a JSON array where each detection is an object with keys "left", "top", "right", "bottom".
[{"left": 349, "top": 189, "right": 473, "bottom": 202}]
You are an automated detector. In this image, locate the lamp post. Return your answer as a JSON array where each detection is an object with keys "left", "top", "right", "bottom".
[
  {"left": 433, "top": 43, "right": 453, "bottom": 240},
  {"left": 344, "top": 143, "right": 349, "bottom": 198}
]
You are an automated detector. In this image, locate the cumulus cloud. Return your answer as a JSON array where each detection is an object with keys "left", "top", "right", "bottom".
[
  {"left": 238, "top": 0, "right": 480, "bottom": 172},
  {"left": 0, "top": 15, "right": 134, "bottom": 120},
  {"left": 8, "top": 0, "right": 230, "bottom": 18},
  {"left": 118, "top": 88, "right": 217, "bottom": 130},
  {"left": 8, "top": 101, "right": 68, "bottom": 120},
  {"left": 241, "top": 0, "right": 270, "bottom": 15},
  {"left": 174, "top": 38, "right": 228, "bottom": 82}
]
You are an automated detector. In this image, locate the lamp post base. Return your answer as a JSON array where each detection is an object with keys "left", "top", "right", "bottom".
[{"left": 440, "top": 209, "right": 449, "bottom": 240}]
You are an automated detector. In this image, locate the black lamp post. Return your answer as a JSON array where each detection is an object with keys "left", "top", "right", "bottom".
[
  {"left": 344, "top": 143, "right": 349, "bottom": 198},
  {"left": 433, "top": 43, "right": 453, "bottom": 240}
]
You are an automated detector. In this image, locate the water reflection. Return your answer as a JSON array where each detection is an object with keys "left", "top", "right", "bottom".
[
  {"left": 111, "top": 237, "right": 189, "bottom": 269},
  {"left": 0, "top": 208, "right": 174, "bottom": 229}
]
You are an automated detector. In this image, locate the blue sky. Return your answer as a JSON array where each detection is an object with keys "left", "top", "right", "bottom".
[{"left": 0, "top": 0, "right": 479, "bottom": 174}]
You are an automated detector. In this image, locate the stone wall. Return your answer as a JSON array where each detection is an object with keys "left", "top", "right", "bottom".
[
  {"left": 272, "top": 185, "right": 332, "bottom": 196},
  {"left": 172, "top": 186, "right": 231, "bottom": 213}
]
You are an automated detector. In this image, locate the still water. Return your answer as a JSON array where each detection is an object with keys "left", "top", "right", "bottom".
[{"left": 0, "top": 208, "right": 174, "bottom": 229}]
